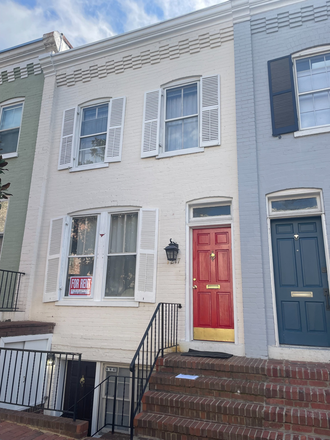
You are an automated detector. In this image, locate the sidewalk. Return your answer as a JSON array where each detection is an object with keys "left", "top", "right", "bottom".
[{"left": 0, "top": 420, "right": 76, "bottom": 440}]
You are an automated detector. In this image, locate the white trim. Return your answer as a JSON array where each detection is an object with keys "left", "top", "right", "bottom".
[
  {"left": 292, "top": 45, "right": 330, "bottom": 59},
  {"left": 2, "top": 152, "right": 18, "bottom": 159},
  {"left": 268, "top": 345, "right": 330, "bottom": 362},
  {"left": 292, "top": 49, "right": 330, "bottom": 134},
  {"left": 55, "top": 299, "right": 139, "bottom": 307},
  {"left": 69, "top": 162, "right": 109, "bottom": 172},
  {"left": 91, "top": 362, "right": 102, "bottom": 435},
  {"left": 294, "top": 125, "right": 330, "bottom": 138},
  {"left": 266, "top": 188, "right": 330, "bottom": 348},
  {"left": 185, "top": 198, "right": 237, "bottom": 344},
  {"left": 161, "top": 76, "right": 202, "bottom": 88},
  {"left": 157, "top": 147, "right": 204, "bottom": 159}
]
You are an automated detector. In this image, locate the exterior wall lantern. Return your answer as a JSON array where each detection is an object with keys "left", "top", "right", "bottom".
[
  {"left": 47, "top": 353, "right": 55, "bottom": 367},
  {"left": 164, "top": 239, "right": 179, "bottom": 262}
]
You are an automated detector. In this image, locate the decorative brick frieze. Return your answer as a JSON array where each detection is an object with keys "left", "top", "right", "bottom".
[
  {"left": 0, "top": 62, "right": 42, "bottom": 85},
  {"left": 251, "top": 0, "right": 330, "bottom": 34},
  {"left": 55, "top": 26, "right": 233, "bottom": 88}
]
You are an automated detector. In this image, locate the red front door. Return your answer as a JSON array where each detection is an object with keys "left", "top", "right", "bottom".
[{"left": 193, "top": 227, "right": 234, "bottom": 342}]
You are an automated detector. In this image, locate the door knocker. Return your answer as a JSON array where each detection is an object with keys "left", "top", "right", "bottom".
[
  {"left": 80, "top": 375, "right": 85, "bottom": 387},
  {"left": 210, "top": 252, "right": 216, "bottom": 261}
]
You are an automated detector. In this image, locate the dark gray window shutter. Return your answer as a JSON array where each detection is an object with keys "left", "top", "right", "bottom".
[{"left": 268, "top": 56, "right": 298, "bottom": 136}]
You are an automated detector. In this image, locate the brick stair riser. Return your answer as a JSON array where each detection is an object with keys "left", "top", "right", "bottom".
[
  {"left": 157, "top": 357, "right": 330, "bottom": 388},
  {"left": 142, "top": 392, "right": 330, "bottom": 434},
  {"left": 134, "top": 413, "right": 330, "bottom": 440},
  {"left": 149, "top": 375, "right": 330, "bottom": 409}
]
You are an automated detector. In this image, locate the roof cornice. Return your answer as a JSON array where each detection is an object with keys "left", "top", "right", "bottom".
[{"left": 40, "top": 0, "right": 309, "bottom": 76}]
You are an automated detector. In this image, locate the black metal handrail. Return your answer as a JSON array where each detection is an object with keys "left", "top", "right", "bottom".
[
  {"left": 0, "top": 347, "right": 81, "bottom": 420},
  {"left": 0, "top": 269, "right": 25, "bottom": 311},
  {"left": 129, "top": 302, "right": 181, "bottom": 439}
]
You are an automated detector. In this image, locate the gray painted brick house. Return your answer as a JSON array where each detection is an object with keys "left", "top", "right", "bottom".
[{"left": 234, "top": 0, "right": 330, "bottom": 361}]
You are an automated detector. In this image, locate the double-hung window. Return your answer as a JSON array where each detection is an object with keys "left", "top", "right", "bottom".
[
  {"left": 141, "top": 75, "right": 220, "bottom": 158},
  {"left": 165, "top": 84, "right": 198, "bottom": 152},
  {"left": 0, "top": 100, "right": 23, "bottom": 156},
  {"left": 58, "top": 97, "right": 126, "bottom": 171},
  {"left": 43, "top": 209, "right": 158, "bottom": 304},
  {"left": 295, "top": 54, "right": 330, "bottom": 129},
  {"left": 268, "top": 49, "right": 330, "bottom": 136}
]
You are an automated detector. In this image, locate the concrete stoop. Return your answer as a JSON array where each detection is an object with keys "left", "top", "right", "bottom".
[{"left": 134, "top": 354, "right": 330, "bottom": 440}]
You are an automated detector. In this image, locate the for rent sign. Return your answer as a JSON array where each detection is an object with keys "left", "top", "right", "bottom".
[{"left": 69, "top": 276, "right": 92, "bottom": 296}]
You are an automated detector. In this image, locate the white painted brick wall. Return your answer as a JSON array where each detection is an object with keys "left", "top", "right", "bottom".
[{"left": 19, "top": 21, "right": 243, "bottom": 362}]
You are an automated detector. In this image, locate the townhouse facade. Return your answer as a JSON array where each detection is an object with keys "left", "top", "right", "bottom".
[{"left": 234, "top": 0, "right": 330, "bottom": 361}]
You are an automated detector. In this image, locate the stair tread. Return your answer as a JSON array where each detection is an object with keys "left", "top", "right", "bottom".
[
  {"left": 159, "top": 354, "right": 330, "bottom": 383},
  {"left": 135, "top": 412, "right": 329, "bottom": 439},
  {"left": 144, "top": 389, "right": 330, "bottom": 415}
]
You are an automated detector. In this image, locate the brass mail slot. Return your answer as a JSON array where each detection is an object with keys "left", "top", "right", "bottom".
[
  {"left": 291, "top": 291, "right": 313, "bottom": 298},
  {"left": 206, "top": 284, "right": 221, "bottom": 289}
]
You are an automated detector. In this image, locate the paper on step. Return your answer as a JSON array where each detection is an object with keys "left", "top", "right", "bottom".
[{"left": 175, "top": 374, "right": 198, "bottom": 380}]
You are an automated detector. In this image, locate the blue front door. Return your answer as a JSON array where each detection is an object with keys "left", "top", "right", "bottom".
[{"left": 271, "top": 216, "right": 330, "bottom": 347}]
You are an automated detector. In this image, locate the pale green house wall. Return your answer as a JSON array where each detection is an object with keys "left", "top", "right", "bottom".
[{"left": 0, "top": 73, "right": 44, "bottom": 271}]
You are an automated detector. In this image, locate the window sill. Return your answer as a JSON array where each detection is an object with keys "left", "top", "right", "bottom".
[
  {"left": 69, "top": 162, "right": 109, "bottom": 172},
  {"left": 3, "top": 152, "right": 18, "bottom": 159},
  {"left": 157, "top": 147, "right": 204, "bottom": 159},
  {"left": 55, "top": 299, "right": 139, "bottom": 307},
  {"left": 294, "top": 125, "right": 330, "bottom": 138}
]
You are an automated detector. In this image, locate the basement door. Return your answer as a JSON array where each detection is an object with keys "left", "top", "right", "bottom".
[
  {"left": 271, "top": 216, "right": 330, "bottom": 347},
  {"left": 193, "top": 227, "right": 234, "bottom": 342}
]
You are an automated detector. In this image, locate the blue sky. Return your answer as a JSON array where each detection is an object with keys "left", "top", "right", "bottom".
[{"left": 0, "top": 0, "right": 221, "bottom": 51}]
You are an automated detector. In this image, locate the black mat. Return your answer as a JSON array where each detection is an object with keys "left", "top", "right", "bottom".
[{"left": 181, "top": 349, "right": 233, "bottom": 359}]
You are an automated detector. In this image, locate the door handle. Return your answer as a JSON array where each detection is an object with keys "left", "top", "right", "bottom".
[
  {"left": 324, "top": 288, "right": 330, "bottom": 310},
  {"left": 193, "top": 285, "right": 197, "bottom": 289}
]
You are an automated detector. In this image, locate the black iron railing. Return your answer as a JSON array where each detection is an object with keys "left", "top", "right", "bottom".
[
  {"left": 0, "top": 347, "right": 81, "bottom": 420},
  {"left": 0, "top": 269, "right": 25, "bottom": 311},
  {"left": 86, "top": 374, "right": 143, "bottom": 436},
  {"left": 129, "top": 302, "right": 181, "bottom": 439}
]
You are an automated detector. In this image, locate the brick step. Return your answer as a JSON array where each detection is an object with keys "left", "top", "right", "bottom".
[
  {"left": 142, "top": 390, "right": 330, "bottom": 433},
  {"left": 134, "top": 412, "right": 330, "bottom": 440},
  {"left": 149, "top": 372, "right": 330, "bottom": 409},
  {"left": 157, "top": 354, "right": 330, "bottom": 387}
]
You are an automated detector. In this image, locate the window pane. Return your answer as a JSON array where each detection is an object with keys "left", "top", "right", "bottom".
[
  {"left": 183, "top": 84, "right": 197, "bottom": 116},
  {"left": 299, "top": 94, "right": 313, "bottom": 113},
  {"left": 65, "top": 256, "right": 94, "bottom": 296},
  {"left": 296, "top": 59, "right": 310, "bottom": 74},
  {"left": 166, "top": 88, "right": 181, "bottom": 119},
  {"left": 110, "top": 214, "right": 125, "bottom": 253},
  {"left": 0, "top": 104, "right": 22, "bottom": 130},
  {"left": 183, "top": 117, "right": 198, "bottom": 149},
  {"left": 312, "top": 72, "right": 328, "bottom": 90},
  {"left": 300, "top": 111, "right": 315, "bottom": 128},
  {"left": 125, "top": 213, "right": 138, "bottom": 253},
  {"left": 78, "top": 134, "right": 106, "bottom": 165},
  {"left": 81, "top": 104, "right": 108, "bottom": 136},
  {"left": 297, "top": 75, "right": 312, "bottom": 93},
  {"left": 69, "top": 217, "right": 97, "bottom": 256},
  {"left": 0, "top": 128, "right": 20, "bottom": 154},
  {"left": 165, "top": 120, "right": 182, "bottom": 151},
  {"left": 193, "top": 205, "right": 231, "bottom": 218},
  {"left": 271, "top": 197, "right": 317, "bottom": 212},
  {"left": 105, "top": 255, "right": 136, "bottom": 297},
  {"left": 314, "top": 91, "right": 330, "bottom": 110},
  {"left": 315, "top": 109, "right": 330, "bottom": 126}
]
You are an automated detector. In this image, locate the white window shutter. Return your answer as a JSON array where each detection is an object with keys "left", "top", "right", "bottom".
[
  {"left": 58, "top": 108, "right": 76, "bottom": 170},
  {"left": 43, "top": 217, "right": 65, "bottom": 302},
  {"left": 200, "top": 75, "right": 220, "bottom": 147},
  {"left": 135, "top": 209, "right": 158, "bottom": 303},
  {"left": 141, "top": 90, "right": 161, "bottom": 158},
  {"left": 105, "top": 97, "right": 126, "bottom": 163}
]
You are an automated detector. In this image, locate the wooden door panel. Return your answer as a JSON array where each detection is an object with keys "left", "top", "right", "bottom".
[
  {"left": 193, "top": 227, "right": 234, "bottom": 342},
  {"left": 216, "top": 292, "right": 232, "bottom": 327},
  {"left": 216, "top": 249, "right": 230, "bottom": 282},
  {"left": 197, "top": 292, "right": 212, "bottom": 326},
  {"left": 197, "top": 251, "right": 211, "bottom": 281},
  {"left": 272, "top": 216, "right": 330, "bottom": 347}
]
